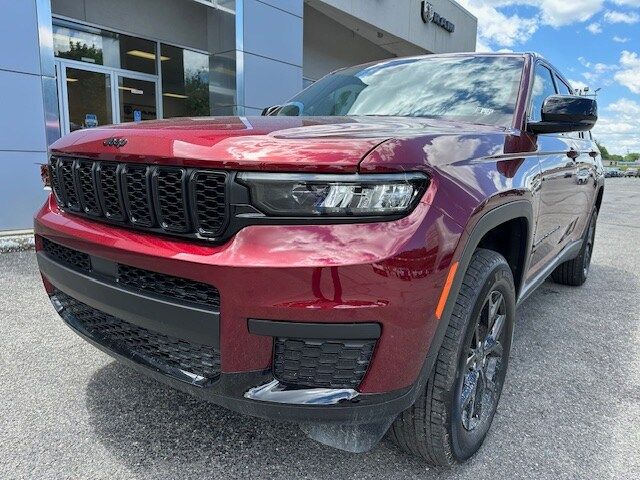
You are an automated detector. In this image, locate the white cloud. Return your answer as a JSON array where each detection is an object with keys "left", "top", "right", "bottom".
[
  {"left": 604, "top": 10, "right": 640, "bottom": 23},
  {"left": 609, "top": 98, "right": 640, "bottom": 115},
  {"left": 459, "top": 1, "right": 538, "bottom": 48},
  {"left": 586, "top": 22, "right": 602, "bottom": 33},
  {"left": 611, "top": 0, "right": 640, "bottom": 7},
  {"left": 475, "top": 39, "right": 493, "bottom": 52},
  {"left": 578, "top": 57, "right": 618, "bottom": 86},
  {"left": 458, "top": 0, "right": 605, "bottom": 49},
  {"left": 537, "top": 0, "right": 604, "bottom": 26},
  {"left": 567, "top": 78, "right": 589, "bottom": 91},
  {"left": 593, "top": 98, "right": 640, "bottom": 154},
  {"left": 613, "top": 36, "right": 630, "bottom": 42},
  {"left": 614, "top": 50, "right": 640, "bottom": 94}
]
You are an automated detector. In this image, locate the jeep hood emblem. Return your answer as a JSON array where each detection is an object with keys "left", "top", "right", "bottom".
[{"left": 103, "top": 137, "right": 128, "bottom": 147}]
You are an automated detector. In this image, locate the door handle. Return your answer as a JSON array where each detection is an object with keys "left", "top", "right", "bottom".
[
  {"left": 589, "top": 151, "right": 598, "bottom": 158},
  {"left": 566, "top": 149, "right": 579, "bottom": 160}
]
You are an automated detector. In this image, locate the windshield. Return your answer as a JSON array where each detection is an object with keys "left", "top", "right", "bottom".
[{"left": 276, "top": 55, "right": 524, "bottom": 127}]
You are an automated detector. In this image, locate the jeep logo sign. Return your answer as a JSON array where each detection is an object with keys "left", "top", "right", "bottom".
[
  {"left": 421, "top": 1, "right": 455, "bottom": 33},
  {"left": 103, "top": 137, "right": 128, "bottom": 148}
]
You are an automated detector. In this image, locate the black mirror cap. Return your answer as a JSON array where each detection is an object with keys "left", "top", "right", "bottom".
[
  {"left": 529, "top": 95, "right": 598, "bottom": 134},
  {"left": 261, "top": 105, "right": 281, "bottom": 116}
]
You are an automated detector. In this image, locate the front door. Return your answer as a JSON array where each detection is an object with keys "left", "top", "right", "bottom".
[
  {"left": 529, "top": 136, "right": 584, "bottom": 278},
  {"left": 117, "top": 75, "right": 158, "bottom": 123},
  {"left": 60, "top": 65, "right": 113, "bottom": 132},
  {"left": 57, "top": 60, "right": 159, "bottom": 134},
  {"left": 526, "top": 63, "right": 587, "bottom": 280}
]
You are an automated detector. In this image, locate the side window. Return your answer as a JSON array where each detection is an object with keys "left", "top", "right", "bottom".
[
  {"left": 555, "top": 76, "right": 572, "bottom": 95},
  {"left": 529, "top": 64, "right": 557, "bottom": 122},
  {"left": 555, "top": 74, "right": 582, "bottom": 138}
]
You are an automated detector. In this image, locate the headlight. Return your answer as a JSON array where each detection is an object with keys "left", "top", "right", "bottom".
[{"left": 237, "top": 172, "right": 428, "bottom": 217}]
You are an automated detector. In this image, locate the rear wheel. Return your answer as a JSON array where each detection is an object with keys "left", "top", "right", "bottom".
[
  {"left": 551, "top": 208, "right": 597, "bottom": 286},
  {"left": 390, "top": 249, "right": 515, "bottom": 466}
]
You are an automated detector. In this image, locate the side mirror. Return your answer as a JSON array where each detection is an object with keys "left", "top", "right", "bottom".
[
  {"left": 528, "top": 95, "right": 597, "bottom": 134},
  {"left": 261, "top": 105, "right": 281, "bottom": 116}
]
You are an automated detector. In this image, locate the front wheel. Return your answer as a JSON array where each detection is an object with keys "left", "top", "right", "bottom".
[
  {"left": 551, "top": 208, "right": 597, "bottom": 286},
  {"left": 390, "top": 249, "right": 516, "bottom": 466}
]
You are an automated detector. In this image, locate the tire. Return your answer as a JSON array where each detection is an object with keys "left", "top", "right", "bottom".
[
  {"left": 551, "top": 208, "right": 597, "bottom": 287},
  {"left": 389, "top": 249, "right": 516, "bottom": 466}
]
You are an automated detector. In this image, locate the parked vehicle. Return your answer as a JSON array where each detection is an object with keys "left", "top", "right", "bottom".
[
  {"left": 605, "top": 167, "right": 622, "bottom": 178},
  {"left": 35, "top": 53, "right": 603, "bottom": 467},
  {"left": 624, "top": 168, "right": 638, "bottom": 177}
]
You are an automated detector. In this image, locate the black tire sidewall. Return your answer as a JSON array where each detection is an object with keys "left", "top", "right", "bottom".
[
  {"left": 580, "top": 209, "right": 598, "bottom": 282},
  {"left": 449, "top": 260, "right": 516, "bottom": 462}
]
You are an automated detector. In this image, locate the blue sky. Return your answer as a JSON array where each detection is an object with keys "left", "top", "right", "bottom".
[{"left": 458, "top": 0, "right": 640, "bottom": 154}]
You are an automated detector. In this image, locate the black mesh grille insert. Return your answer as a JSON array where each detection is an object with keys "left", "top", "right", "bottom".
[
  {"left": 97, "top": 163, "right": 125, "bottom": 221},
  {"left": 193, "top": 171, "right": 227, "bottom": 236},
  {"left": 122, "top": 165, "right": 153, "bottom": 226},
  {"left": 76, "top": 161, "right": 101, "bottom": 216},
  {"left": 41, "top": 239, "right": 220, "bottom": 310},
  {"left": 42, "top": 238, "right": 91, "bottom": 271},
  {"left": 273, "top": 337, "right": 375, "bottom": 389},
  {"left": 49, "top": 162, "right": 63, "bottom": 205},
  {"left": 48, "top": 157, "right": 229, "bottom": 240},
  {"left": 54, "top": 290, "right": 221, "bottom": 384},
  {"left": 58, "top": 159, "right": 80, "bottom": 211},
  {"left": 155, "top": 168, "right": 189, "bottom": 232},
  {"left": 118, "top": 264, "right": 220, "bottom": 309}
]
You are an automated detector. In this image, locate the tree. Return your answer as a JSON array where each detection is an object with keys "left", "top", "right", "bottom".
[
  {"left": 58, "top": 41, "right": 103, "bottom": 65},
  {"left": 595, "top": 140, "right": 609, "bottom": 159}
]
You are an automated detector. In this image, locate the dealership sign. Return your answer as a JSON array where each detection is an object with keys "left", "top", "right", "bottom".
[{"left": 421, "top": 1, "right": 455, "bottom": 33}]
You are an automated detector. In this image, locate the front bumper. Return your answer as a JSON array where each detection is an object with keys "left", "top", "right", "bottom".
[{"left": 35, "top": 194, "right": 463, "bottom": 424}]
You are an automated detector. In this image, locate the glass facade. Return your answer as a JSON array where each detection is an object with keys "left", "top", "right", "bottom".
[
  {"left": 210, "top": 51, "right": 237, "bottom": 116},
  {"left": 65, "top": 67, "right": 112, "bottom": 131},
  {"left": 161, "top": 44, "right": 210, "bottom": 118},
  {"left": 118, "top": 77, "right": 158, "bottom": 122},
  {"left": 53, "top": 18, "right": 237, "bottom": 132},
  {"left": 54, "top": 21, "right": 157, "bottom": 75}
]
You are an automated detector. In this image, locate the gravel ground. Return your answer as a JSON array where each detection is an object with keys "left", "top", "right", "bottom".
[{"left": 1, "top": 179, "right": 639, "bottom": 480}]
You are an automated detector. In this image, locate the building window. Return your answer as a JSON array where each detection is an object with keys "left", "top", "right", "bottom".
[
  {"left": 53, "top": 21, "right": 157, "bottom": 75},
  {"left": 161, "top": 44, "right": 210, "bottom": 118},
  {"left": 53, "top": 23, "right": 117, "bottom": 67},
  {"left": 119, "top": 35, "right": 157, "bottom": 75},
  {"left": 210, "top": 51, "right": 236, "bottom": 115}
]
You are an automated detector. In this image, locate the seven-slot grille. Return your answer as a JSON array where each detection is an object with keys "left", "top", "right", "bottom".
[{"left": 49, "top": 157, "right": 228, "bottom": 239}]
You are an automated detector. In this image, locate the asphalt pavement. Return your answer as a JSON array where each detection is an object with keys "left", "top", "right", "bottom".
[{"left": 1, "top": 179, "right": 639, "bottom": 480}]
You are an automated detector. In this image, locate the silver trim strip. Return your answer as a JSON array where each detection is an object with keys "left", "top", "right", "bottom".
[
  {"left": 36, "top": 0, "right": 61, "bottom": 145},
  {"left": 244, "top": 380, "right": 359, "bottom": 405}
]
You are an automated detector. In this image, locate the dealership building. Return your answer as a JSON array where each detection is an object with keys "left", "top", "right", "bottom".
[{"left": 0, "top": 0, "right": 477, "bottom": 231}]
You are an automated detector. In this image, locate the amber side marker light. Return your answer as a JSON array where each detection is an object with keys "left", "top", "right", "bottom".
[
  {"left": 39, "top": 163, "right": 51, "bottom": 190},
  {"left": 435, "top": 261, "right": 459, "bottom": 319}
]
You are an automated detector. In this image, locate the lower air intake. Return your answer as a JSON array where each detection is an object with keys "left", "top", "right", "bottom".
[
  {"left": 53, "top": 290, "right": 221, "bottom": 386},
  {"left": 273, "top": 337, "right": 375, "bottom": 389}
]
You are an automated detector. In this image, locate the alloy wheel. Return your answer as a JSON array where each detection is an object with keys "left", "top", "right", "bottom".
[
  {"left": 583, "top": 219, "right": 596, "bottom": 278},
  {"left": 460, "top": 290, "right": 507, "bottom": 431}
]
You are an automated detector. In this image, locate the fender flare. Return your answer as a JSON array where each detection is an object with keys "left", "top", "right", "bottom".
[{"left": 396, "top": 200, "right": 533, "bottom": 409}]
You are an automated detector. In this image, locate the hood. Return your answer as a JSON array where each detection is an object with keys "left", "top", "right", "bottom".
[{"left": 50, "top": 116, "right": 507, "bottom": 173}]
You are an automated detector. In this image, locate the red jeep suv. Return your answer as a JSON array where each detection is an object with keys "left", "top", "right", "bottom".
[{"left": 35, "top": 53, "right": 603, "bottom": 466}]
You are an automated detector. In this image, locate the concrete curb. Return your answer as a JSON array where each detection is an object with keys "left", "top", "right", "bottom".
[{"left": 0, "top": 231, "right": 35, "bottom": 253}]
